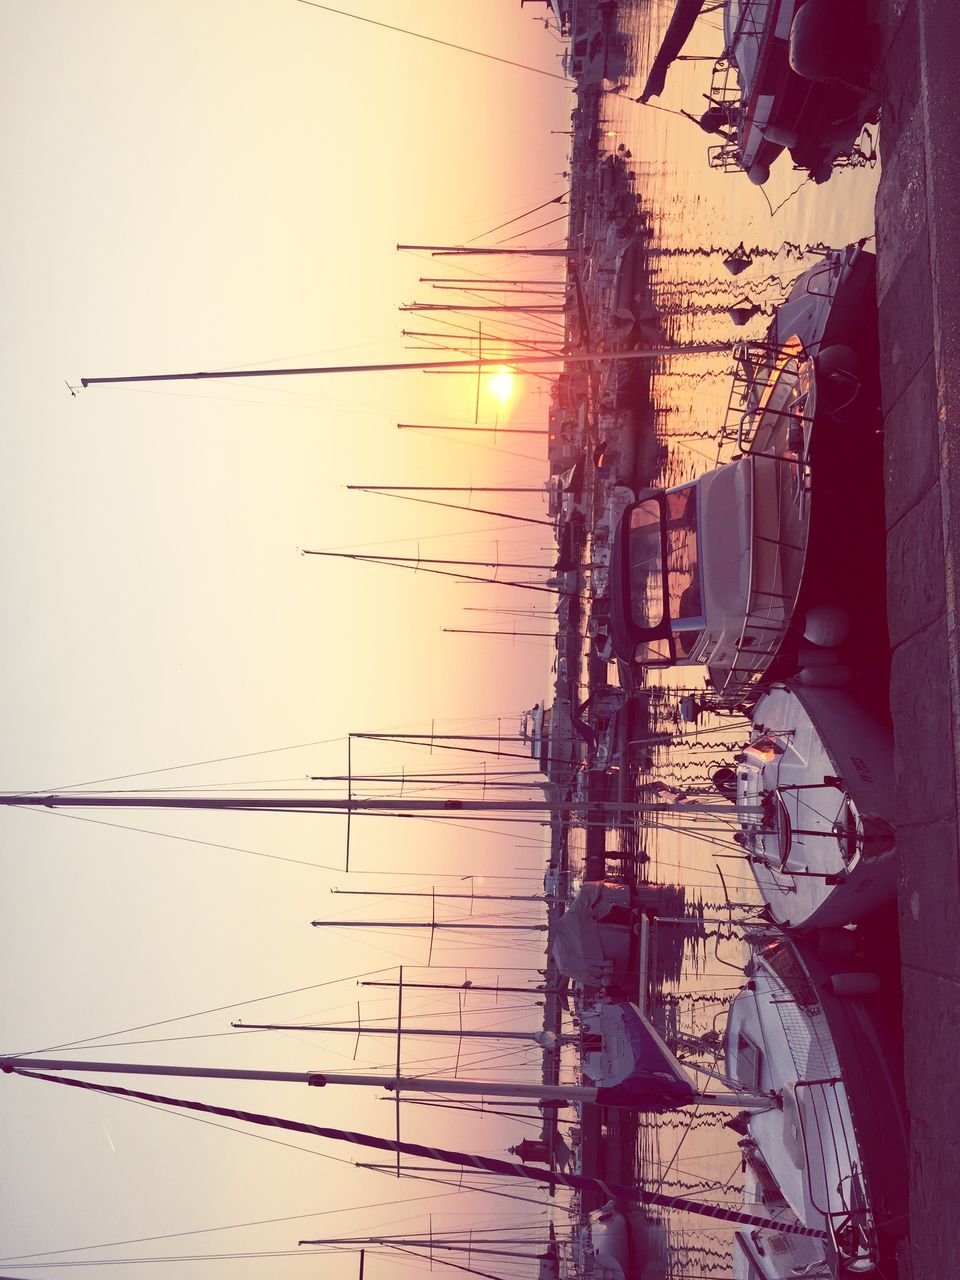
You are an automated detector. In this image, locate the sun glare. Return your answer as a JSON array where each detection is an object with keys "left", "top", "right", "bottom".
[{"left": 489, "top": 366, "right": 515, "bottom": 404}]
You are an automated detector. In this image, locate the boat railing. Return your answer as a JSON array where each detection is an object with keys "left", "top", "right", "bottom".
[
  {"left": 794, "top": 1078, "right": 875, "bottom": 1261},
  {"left": 709, "top": 582, "right": 799, "bottom": 709},
  {"left": 707, "top": 141, "right": 744, "bottom": 174},
  {"left": 702, "top": 341, "right": 816, "bottom": 708},
  {"left": 705, "top": 59, "right": 744, "bottom": 172},
  {"left": 708, "top": 57, "right": 741, "bottom": 113},
  {"left": 720, "top": 341, "right": 808, "bottom": 451},
  {"left": 762, "top": 952, "right": 877, "bottom": 1266}
]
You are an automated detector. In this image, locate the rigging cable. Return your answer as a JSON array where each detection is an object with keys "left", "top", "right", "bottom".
[{"left": 294, "top": 2, "right": 570, "bottom": 82}]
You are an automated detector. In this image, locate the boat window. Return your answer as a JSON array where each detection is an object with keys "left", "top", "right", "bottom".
[
  {"left": 625, "top": 487, "right": 705, "bottom": 642},
  {"left": 664, "top": 485, "right": 703, "bottom": 622},
  {"left": 634, "top": 635, "right": 674, "bottom": 665},
  {"left": 737, "top": 1033, "right": 763, "bottom": 1089},
  {"left": 626, "top": 498, "right": 667, "bottom": 630}
]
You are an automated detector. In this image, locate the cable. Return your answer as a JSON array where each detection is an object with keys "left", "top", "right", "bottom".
[
  {"left": 9, "top": 966, "right": 401, "bottom": 1058},
  {"left": 294, "top": 2, "right": 570, "bottom": 82}
]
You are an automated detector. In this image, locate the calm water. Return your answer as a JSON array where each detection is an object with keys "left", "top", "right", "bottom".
[{"left": 592, "top": 4, "right": 881, "bottom": 1272}]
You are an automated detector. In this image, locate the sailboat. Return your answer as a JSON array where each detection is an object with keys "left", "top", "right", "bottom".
[
  {"left": 732, "top": 682, "right": 896, "bottom": 929},
  {"left": 724, "top": 931, "right": 908, "bottom": 1274}
]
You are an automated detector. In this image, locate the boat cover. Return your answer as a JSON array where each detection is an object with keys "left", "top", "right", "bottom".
[
  {"left": 593, "top": 1000, "right": 696, "bottom": 1110},
  {"left": 550, "top": 881, "right": 632, "bottom": 984},
  {"left": 640, "top": 0, "right": 707, "bottom": 101}
]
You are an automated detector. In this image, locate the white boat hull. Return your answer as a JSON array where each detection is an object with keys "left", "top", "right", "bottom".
[{"left": 737, "top": 683, "right": 896, "bottom": 928}]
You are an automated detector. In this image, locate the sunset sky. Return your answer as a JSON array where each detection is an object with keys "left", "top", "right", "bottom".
[
  {"left": 0, "top": 3, "right": 574, "bottom": 1275},
  {"left": 0, "top": 2, "right": 886, "bottom": 1273}
]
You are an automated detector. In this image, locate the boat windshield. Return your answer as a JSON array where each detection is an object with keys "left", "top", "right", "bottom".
[
  {"left": 626, "top": 497, "right": 667, "bottom": 630},
  {"left": 664, "top": 484, "right": 703, "bottom": 639},
  {"left": 626, "top": 487, "right": 704, "bottom": 650}
]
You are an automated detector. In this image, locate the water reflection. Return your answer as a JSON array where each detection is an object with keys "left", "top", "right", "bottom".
[{"left": 586, "top": 4, "right": 881, "bottom": 1273}]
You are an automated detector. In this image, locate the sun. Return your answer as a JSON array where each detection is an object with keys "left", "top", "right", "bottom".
[{"left": 489, "top": 366, "right": 515, "bottom": 404}]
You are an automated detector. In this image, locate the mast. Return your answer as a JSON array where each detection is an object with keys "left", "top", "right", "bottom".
[
  {"left": 3, "top": 1063, "right": 826, "bottom": 1237},
  {"left": 397, "top": 423, "right": 550, "bottom": 436},
  {"left": 301, "top": 550, "right": 568, "bottom": 597},
  {"left": 397, "top": 244, "right": 576, "bottom": 257},
  {"left": 346, "top": 485, "right": 549, "bottom": 492},
  {"left": 300, "top": 1236, "right": 551, "bottom": 1258},
  {"left": 442, "top": 628, "right": 555, "bottom": 637},
  {"left": 400, "top": 303, "right": 565, "bottom": 313},
  {"left": 332, "top": 889, "right": 550, "bottom": 902},
  {"left": 0, "top": 1055, "right": 774, "bottom": 1109},
  {"left": 0, "top": 791, "right": 739, "bottom": 817},
  {"left": 78, "top": 343, "right": 729, "bottom": 388},
  {"left": 419, "top": 278, "right": 564, "bottom": 285},
  {"left": 350, "top": 488, "right": 555, "bottom": 527},
  {"left": 311, "top": 920, "right": 547, "bottom": 932},
  {"left": 360, "top": 980, "right": 554, "bottom": 995},
  {"left": 233, "top": 1021, "right": 556, "bottom": 1042},
  {"left": 305, "top": 552, "right": 560, "bottom": 570}
]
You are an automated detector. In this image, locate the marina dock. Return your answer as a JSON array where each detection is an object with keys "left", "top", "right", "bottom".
[{"left": 877, "top": 0, "right": 960, "bottom": 1271}]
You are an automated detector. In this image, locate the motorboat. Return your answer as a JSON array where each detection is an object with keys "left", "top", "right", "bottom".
[
  {"left": 608, "top": 243, "right": 884, "bottom": 710},
  {"left": 733, "top": 682, "right": 896, "bottom": 929},
  {"left": 564, "top": 5, "right": 628, "bottom": 86},
  {"left": 710, "top": 0, "right": 879, "bottom": 184},
  {"left": 573, "top": 686, "right": 628, "bottom": 771},
  {"left": 725, "top": 933, "right": 908, "bottom": 1274},
  {"left": 521, "top": 701, "right": 553, "bottom": 770},
  {"left": 641, "top": 0, "right": 879, "bottom": 184}
]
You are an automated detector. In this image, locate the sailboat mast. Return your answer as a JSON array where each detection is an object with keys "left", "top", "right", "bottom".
[
  {"left": 2, "top": 1064, "right": 823, "bottom": 1237},
  {"left": 311, "top": 919, "right": 547, "bottom": 931},
  {"left": 0, "top": 791, "right": 737, "bottom": 816},
  {"left": 361, "top": 980, "right": 552, "bottom": 995},
  {"left": 234, "top": 1021, "right": 551, "bottom": 1041},
  {"left": 397, "top": 423, "right": 550, "bottom": 436},
  {"left": 397, "top": 245, "right": 576, "bottom": 256},
  {"left": 79, "top": 343, "right": 728, "bottom": 388},
  {"left": 0, "top": 1054, "right": 773, "bottom": 1108},
  {"left": 401, "top": 303, "right": 565, "bottom": 313},
  {"left": 332, "top": 889, "right": 548, "bottom": 902}
]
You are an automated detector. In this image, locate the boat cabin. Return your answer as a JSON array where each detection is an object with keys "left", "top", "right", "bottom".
[{"left": 608, "top": 337, "right": 815, "bottom": 703}]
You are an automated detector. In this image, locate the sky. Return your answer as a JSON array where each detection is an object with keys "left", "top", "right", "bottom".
[
  {"left": 0, "top": 2, "right": 886, "bottom": 1275},
  {"left": 0, "top": 3, "right": 576, "bottom": 1276}
]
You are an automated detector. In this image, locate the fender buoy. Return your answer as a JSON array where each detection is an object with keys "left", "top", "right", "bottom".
[
  {"left": 802, "top": 604, "right": 852, "bottom": 648},
  {"left": 747, "top": 160, "right": 770, "bottom": 186},
  {"left": 796, "top": 664, "right": 853, "bottom": 688},
  {"left": 815, "top": 344, "right": 862, "bottom": 418},
  {"left": 826, "top": 971, "right": 881, "bottom": 996},
  {"left": 789, "top": 0, "right": 873, "bottom": 92}
]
